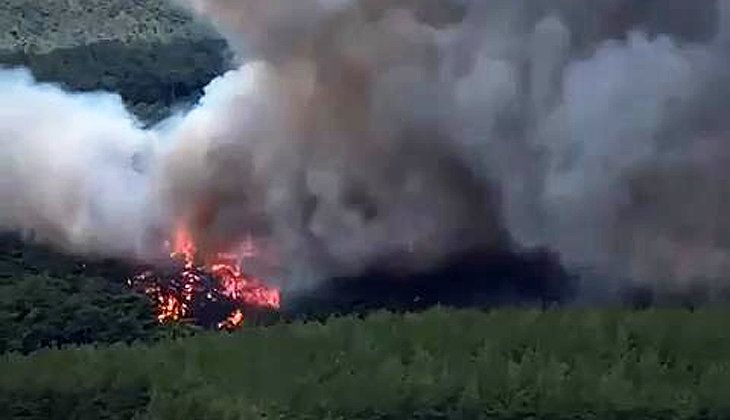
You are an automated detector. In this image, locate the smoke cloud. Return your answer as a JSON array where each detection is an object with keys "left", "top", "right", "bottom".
[
  {"left": 0, "top": 68, "right": 159, "bottom": 257},
  {"left": 2, "top": 0, "right": 730, "bottom": 295}
]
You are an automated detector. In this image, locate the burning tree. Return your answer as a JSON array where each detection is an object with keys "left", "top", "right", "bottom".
[{"left": 127, "top": 227, "right": 280, "bottom": 331}]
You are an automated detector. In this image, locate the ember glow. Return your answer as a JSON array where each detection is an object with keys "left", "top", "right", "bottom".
[
  {"left": 128, "top": 226, "right": 281, "bottom": 330},
  {"left": 218, "top": 309, "right": 245, "bottom": 331}
]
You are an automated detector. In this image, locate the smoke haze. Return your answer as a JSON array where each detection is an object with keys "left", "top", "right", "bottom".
[{"left": 2, "top": 0, "right": 730, "bottom": 295}]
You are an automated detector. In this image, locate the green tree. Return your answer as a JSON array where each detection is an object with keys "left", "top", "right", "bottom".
[{"left": 0, "top": 273, "right": 161, "bottom": 353}]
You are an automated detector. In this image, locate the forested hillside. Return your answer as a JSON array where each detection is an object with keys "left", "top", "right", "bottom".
[
  {"left": 0, "top": 0, "right": 230, "bottom": 124},
  {"left": 0, "top": 38, "right": 230, "bottom": 123},
  {"left": 0, "top": 233, "right": 199, "bottom": 354},
  {"left": 0, "top": 0, "right": 216, "bottom": 53},
  {"left": 0, "top": 2, "right": 230, "bottom": 352}
]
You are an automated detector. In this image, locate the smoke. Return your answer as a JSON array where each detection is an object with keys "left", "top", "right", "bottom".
[
  {"left": 0, "top": 68, "right": 160, "bottom": 257},
  {"left": 1, "top": 0, "right": 730, "bottom": 296}
]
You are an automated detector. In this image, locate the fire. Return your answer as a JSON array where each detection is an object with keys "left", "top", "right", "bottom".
[
  {"left": 211, "top": 263, "right": 281, "bottom": 308},
  {"left": 218, "top": 309, "right": 245, "bottom": 330},
  {"left": 128, "top": 226, "right": 281, "bottom": 330},
  {"left": 172, "top": 226, "right": 196, "bottom": 266},
  {"left": 158, "top": 295, "right": 184, "bottom": 323}
]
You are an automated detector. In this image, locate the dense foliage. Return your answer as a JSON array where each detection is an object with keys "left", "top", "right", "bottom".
[
  {"left": 0, "top": 0, "right": 212, "bottom": 53},
  {"left": 0, "top": 38, "right": 230, "bottom": 124},
  {"left": 0, "top": 273, "right": 159, "bottom": 354},
  {"left": 3, "top": 308, "right": 730, "bottom": 419},
  {"left": 0, "top": 233, "right": 191, "bottom": 354}
]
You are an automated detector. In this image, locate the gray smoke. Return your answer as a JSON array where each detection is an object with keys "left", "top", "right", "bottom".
[{"left": 2, "top": 0, "right": 730, "bottom": 294}]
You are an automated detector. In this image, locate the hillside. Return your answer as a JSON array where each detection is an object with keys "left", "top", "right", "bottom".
[
  {"left": 0, "top": 1, "right": 226, "bottom": 352},
  {"left": 0, "top": 0, "right": 218, "bottom": 53},
  {"left": 0, "top": 0, "right": 230, "bottom": 124}
]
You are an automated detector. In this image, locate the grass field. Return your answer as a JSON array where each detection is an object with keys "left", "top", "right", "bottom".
[{"left": 3, "top": 308, "right": 730, "bottom": 419}]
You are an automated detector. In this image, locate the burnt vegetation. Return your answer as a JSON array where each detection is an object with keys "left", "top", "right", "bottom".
[{"left": 284, "top": 247, "right": 578, "bottom": 320}]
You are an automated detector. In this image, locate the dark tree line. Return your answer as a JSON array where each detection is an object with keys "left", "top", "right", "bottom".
[
  {"left": 0, "top": 232, "right": 196, "bottom": 354},
  {"left": 0, "top": 37, "right": 231, "bottom": 124}
]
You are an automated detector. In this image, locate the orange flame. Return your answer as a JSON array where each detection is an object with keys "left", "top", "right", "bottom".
[
  {"left": 130, "top": 225, "right": 281, "bottom": 330},
  {"left": 172, "top": 226, "right": 196, "bottom": 265},
  {"left": 157, "top": 295, "right": 185, "bottom": 322},
  {"left": 218, "top": 309, "right": 245, "bottom": 330},
  {"left": 211, "top": 263, "right": 281, "bottom": 309}
]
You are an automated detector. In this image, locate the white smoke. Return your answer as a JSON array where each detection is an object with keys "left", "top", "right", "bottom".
[
  {"left": 2, "top": 0, "right": 730, "bottom": 294},
  {"left": 0, "top": 68, "right": 159, "bottom": 257}
]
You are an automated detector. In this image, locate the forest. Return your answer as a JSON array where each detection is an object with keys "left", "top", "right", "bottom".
[{"left": 4, "top": 308, "right": 730, "bottom": 419}]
